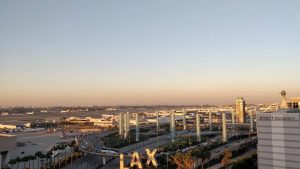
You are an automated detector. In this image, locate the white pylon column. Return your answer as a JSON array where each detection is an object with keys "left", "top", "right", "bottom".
[
  {"left": 183, "top": 109, "right": 187, "bottom": 130},
  {"left": 123, "top": 113, "right": 128, "bottom": 139},
  {"left": 196, "top": 113, "right": 201, "bottom": 142},
  {"left": 231, "top": 110, "right": 235, "bottom": 130},
  {"left": 124, "top": 112, "right": 130, "bottom": 139},
  {"left": 126, "top": 112, "right": 130, "bottom": 136},
  {"left": 156, "top": 111, "right": 160, "bottom": 128},
  {"left": 222, "top": 113, "right": 227, "bottom": 142},
  {"left": 170, "top": 110, "right": 176, "bottom": 142},
  {"left": 250, "top": 110, "right": 254, "bottom": 133},
  {"left": 136, "top": 113, "right": 139, "bottom": 142},
  {"left": 209, "top": 111, "right": 212, "bottom": 131},
  {"left": 170, "top": 110, "right": 172, "bottom": 132},
  {"left": 119, "top": 113, "right": 124, "bottom": 137}
]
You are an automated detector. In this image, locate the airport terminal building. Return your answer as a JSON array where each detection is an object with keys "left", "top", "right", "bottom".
[{"left": 257, "top": 110, "right": 300, "bottom": 169}]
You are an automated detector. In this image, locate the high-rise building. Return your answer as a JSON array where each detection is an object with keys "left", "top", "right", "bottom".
[
  {"left": 257, "top": 110, "right": 300, "bottom": 169},
  {"left": 236, "top": 97, "right": 246, "bottom": 123}
]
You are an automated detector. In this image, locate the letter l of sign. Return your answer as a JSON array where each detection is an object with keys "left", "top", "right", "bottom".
[
  {"left": 145, "top": 149, "right": 158, "bottom": 167},
  {"left": 120, "top": 153, "right": 129, "bottom": 169}
]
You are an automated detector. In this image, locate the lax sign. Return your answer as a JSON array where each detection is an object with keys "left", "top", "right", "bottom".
[{"left": 120, "top": 149, "right": 158, "bottom": 169}]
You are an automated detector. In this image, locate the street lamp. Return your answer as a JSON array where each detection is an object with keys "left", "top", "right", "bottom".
[
  {"left": 165, "top": 152, "right": 169, "bottom": 169},
  {"left": 188, "top": 129, "right": 191, "bottom": 148}
]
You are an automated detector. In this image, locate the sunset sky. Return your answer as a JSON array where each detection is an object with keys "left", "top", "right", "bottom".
[{"left": 1, "top": 1, "right": 300, "bottom": 106}]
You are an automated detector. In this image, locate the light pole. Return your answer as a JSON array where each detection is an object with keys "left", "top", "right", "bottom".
[
  {"left": 188, "top": 130, "right": 191, "bottom": 148},
  {"left": 209, "top": 110, "right": 212, "bottom": 131},
  {"left": 156, "top": 111, "right": 159, "bottom": 147},
  {"left": 166, "top": 153, "right": 169, "bottom": 169},
  {"left": 135, "top": 113, "right": 139, "bottom": 142}
]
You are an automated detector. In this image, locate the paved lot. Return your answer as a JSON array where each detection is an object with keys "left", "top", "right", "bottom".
[{"left": 4, "top": 131, "right": 75, "bottom": 169}]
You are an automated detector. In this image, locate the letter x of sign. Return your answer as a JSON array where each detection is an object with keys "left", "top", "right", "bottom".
[{"left": 145, "top": 149, "right": 158, "bottom": 167}]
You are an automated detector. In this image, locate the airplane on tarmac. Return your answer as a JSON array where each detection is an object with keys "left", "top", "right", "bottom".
[{"left": 60, "top": 130, "right": 81, "bottom": 139}]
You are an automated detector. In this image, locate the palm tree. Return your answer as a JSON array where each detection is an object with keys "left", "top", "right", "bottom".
[
  {"left": 23, "top": 155, "right": 33, "bottom": 169},
  {"left": 21, "top": 156, "right": 27, "bottom": 169},
  {"left": 1, "top": 165, "right": 10, "bottom": 169},
  {"left": 173, "top": 152, "right": 185, "bottom": 169},
  {"left": 35, "top": 151, "right": 43, "bottom": 169},
  {"left": 221, "top": 149, "right": 232, "bottom": 167},
  {"left": 173, "top": 152, "right": 195, "bottom": 169},
  {"left": 39, "top": 153, "right": 46, "bottom": 169},
  {"left": 69, "top": 143, "right": 75, "bottom": 167},
  {"left": 46, "top": 151, "right": 53, "bottom": 169},
  {"left": 183, "top": 152, "right": 196, "bottom": 169},
  {"left": 64, "top": 145, "right": 68, "bottom": 166},
  {"left": 191, "top": 147, "right": 211, "bottom": 169},
  {"left": 58, "top": 144, "right": 65, "bottom": 168},
  {"left": 70, "top": 141, "right": 76, "bottom": 147},
  {"left": 8, "top": 159, "right": 17, "bottom": 169},
  {"left": 28, "top": 155, "right": 36, "bottom": 169},
  {"left": 15, "top": 157, "right": 21, "bottom": 169}
]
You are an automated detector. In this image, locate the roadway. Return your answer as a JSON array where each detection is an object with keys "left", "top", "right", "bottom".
[
  {"left": 61, "top": 130, "right": 115, "bottom": 169},
  {"left": 73, "top": 129, "right": 252, "bottom": 169},
  {"left": 208, "top": 148, "right": 257, "bottom": 169},
  {"left": 208, "top": 137, "right": 257, "bottom": 160},
  {"left": 101, "top": 130, "right": 224, "bottom": 169},
  {"left": 204, "top": 137, "right": 257, "bottom": 169}
]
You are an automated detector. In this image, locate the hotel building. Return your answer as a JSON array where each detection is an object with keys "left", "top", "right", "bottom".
[{"left": 257, "top": 109, "right": 300, "bottom": 169}]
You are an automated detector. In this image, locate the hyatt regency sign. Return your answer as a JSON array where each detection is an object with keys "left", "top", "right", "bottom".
[
  {"left": 257, "top": 113, "right": 299, "bottom": 121},
  {"left": 120, "top": 149, "right": 158, "bottom": 169}
]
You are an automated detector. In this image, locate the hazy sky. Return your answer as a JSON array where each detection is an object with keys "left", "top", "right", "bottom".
[{"left": 1, "top": 1, "right": 300, "bottom": 107}]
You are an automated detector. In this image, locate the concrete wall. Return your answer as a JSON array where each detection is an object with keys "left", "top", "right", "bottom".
[
  {"left": 0, "top": 134, "right": 16, "bottom": 152},
  {"left": 0, "top": 134, "right": 16, "bottom": 167}
]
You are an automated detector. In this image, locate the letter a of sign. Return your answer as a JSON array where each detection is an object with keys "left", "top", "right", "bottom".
[
  {"left": 120, "top": 153, "right": 129, "bottom": 169},
  {"left": 130, "top": 152, "right": 143, "bottom": 169},
  {"left": 145, "top": 149, "right": 158, "bottom": 167}
]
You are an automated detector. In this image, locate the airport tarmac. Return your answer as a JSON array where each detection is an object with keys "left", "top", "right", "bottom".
[
  {"left": 0, "top": 111, "right": 110, "bottom": 125},
  {"left": 0, "top": 108, "right": 158, "bottom": 125}
]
